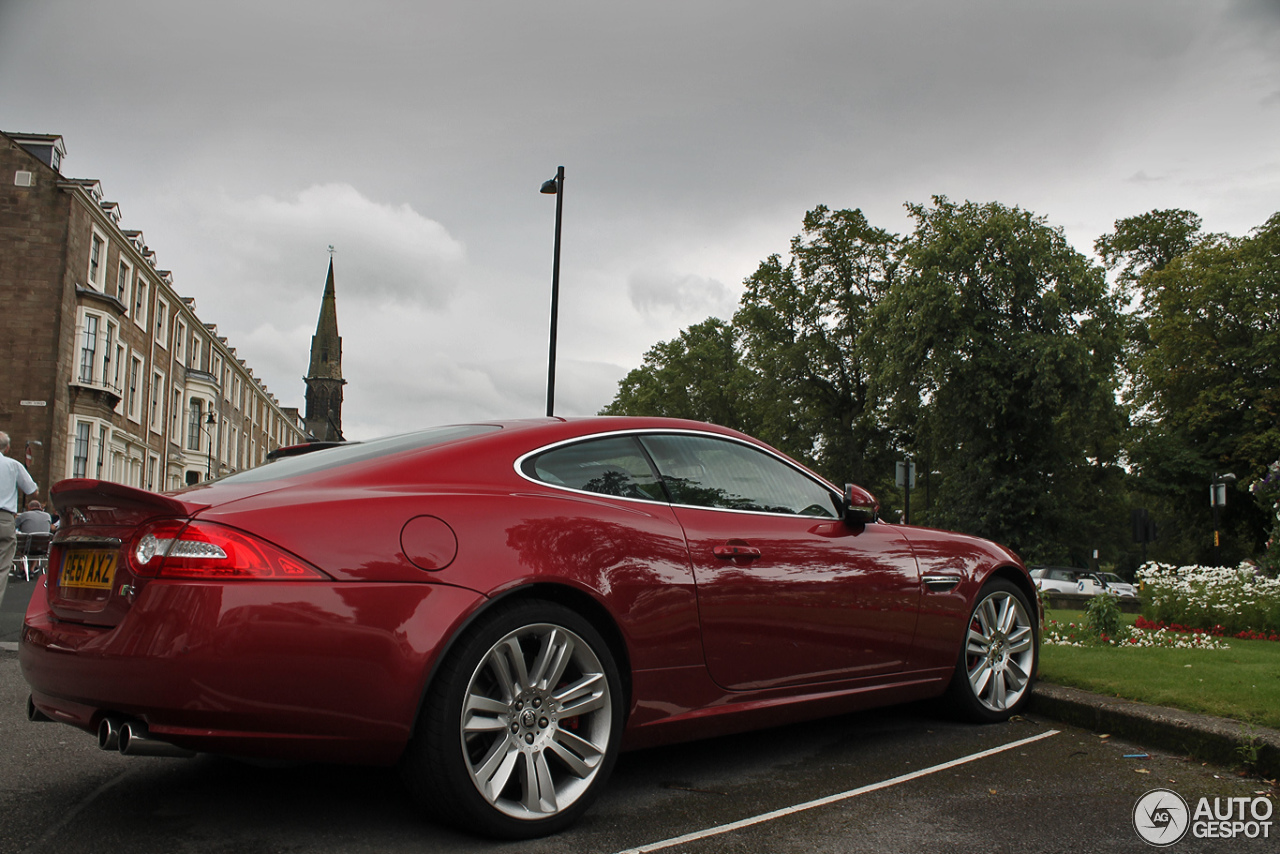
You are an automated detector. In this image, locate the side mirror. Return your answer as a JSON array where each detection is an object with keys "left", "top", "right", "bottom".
[{"left": 842, "top": 483, "right": 879, "bottom": 526}]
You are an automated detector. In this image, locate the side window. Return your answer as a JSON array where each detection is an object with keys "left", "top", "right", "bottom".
[
  {"left": 522, "top": 436, "right": 665, "bottom": 502},
  {"left": 639, "top": 434, "right": 838, "bottom": 517}
]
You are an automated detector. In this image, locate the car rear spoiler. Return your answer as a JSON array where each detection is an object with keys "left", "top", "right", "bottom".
[
  {"left": 266, "top": 441, "right": 349, "bottom": 461},
  {"left": 50, "top": 479, "right": 206, "bottom": 521}
]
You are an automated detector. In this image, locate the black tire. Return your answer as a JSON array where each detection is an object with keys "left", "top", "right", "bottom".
[
  {"left": 946, "top": 578, "right": 1038, "bottom": 723},
  {"left": 401, "top": 600, "right": 624, "bottom": 839}
]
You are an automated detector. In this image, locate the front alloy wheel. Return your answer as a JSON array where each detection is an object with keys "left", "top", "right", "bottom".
[{"left": 949, "top": 579, "right": 1037, "bottom": 721}]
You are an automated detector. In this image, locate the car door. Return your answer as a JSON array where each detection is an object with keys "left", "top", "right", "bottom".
[{"left": 638, "top": 433, "right": 921, "bottom": 692}]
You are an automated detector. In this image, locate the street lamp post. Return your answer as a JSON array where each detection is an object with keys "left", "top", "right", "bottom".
[
  {"left": 540, "top": 166, "right": 564, "bottom": 418},
  {"left": 202, "top": 411, "right": 217, "bottom": 480},
  {"left": 1210, "top": 472, "right": 1237, "bottom": 566}
]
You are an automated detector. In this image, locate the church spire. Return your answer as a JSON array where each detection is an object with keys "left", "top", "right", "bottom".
[
  {"left": 304, "top": 256, "right": 346, "bottom": 440},
  {"left": 308, "top": 257, "right": 342, "bottom": 380}
]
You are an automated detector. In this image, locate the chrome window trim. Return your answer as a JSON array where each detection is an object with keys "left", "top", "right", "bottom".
[{"left": 513, "top": 428, "right": 843, "bottom": 520}]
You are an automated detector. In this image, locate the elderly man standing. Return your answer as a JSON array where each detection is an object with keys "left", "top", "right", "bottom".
[{"left": 1, "top": 431, "right": 40, "bottom": 606}]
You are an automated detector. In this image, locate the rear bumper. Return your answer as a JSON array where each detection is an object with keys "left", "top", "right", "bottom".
[{"left": 20, "top": 576, "right": 483, "bottom": 764}]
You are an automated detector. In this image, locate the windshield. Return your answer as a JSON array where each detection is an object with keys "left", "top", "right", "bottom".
[{"left": 216, "top": 424, "right": 501, "bottom": 484}]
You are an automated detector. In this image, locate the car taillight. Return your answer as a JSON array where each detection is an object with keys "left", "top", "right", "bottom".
[{"left": 129, "top": 520, "right": 329, "bottom": 581}]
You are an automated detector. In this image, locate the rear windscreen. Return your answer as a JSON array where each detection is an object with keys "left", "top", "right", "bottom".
[{"left": 216, "top": 424, "right": 501, "bottom": 484}]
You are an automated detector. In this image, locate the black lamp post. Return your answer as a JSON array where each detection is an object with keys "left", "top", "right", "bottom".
[
  {"left": 1210, "top": 472, "right": 1237, "bottom": 566},
  {"left": 202, "top": 411, "right": 217, "bottom": 480},
  {"left": 540, "top": 166, "right": 564, "bottom": 418}
]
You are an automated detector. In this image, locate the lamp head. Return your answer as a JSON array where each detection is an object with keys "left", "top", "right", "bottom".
[{"left": 540, "top": 178, "right": 559, "bottom": 195}]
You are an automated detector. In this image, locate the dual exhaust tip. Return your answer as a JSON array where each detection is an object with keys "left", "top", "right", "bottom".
[
  {"left": 26, "top": 696, "right": 195, "bottom": 759},
  {"left": 97, "top": 715, "right": 195, "bottom": 758}
]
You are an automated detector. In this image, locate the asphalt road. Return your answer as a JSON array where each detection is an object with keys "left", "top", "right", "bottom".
[{"left": 2, "top": 576, "right": 1275, "bottom": 853}]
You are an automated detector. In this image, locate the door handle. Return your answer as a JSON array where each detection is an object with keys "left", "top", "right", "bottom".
[{"left": 713, "top": 544, "right": 762, "bottom": 560}]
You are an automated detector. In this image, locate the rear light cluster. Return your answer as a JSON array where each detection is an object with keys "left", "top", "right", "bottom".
[{"left": 128, "top": 520, "right": 329, "bottom": 581}]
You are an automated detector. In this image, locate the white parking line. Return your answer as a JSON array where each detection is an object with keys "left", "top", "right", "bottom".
[{"left": 613, "top": 728, "right": 1061, "bottom": 854}]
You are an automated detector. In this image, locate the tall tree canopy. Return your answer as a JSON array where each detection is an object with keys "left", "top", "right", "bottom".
[
  {"left": 603, "top": 201, "right": 1280, "bottom": 572},
  {"left": 600, "top": 317, "right": 757, "bottom": 433},
  {"left": 733, "top": 206, "right": 899, "bottom": 486},
  {"left": 1116, "top": 212, "right": 1280, "bottom": 563},
  {"left": 1094, "top": 208, "right": 1203, "bottom": 290},
  {"left": 873, "top": 198, "right": 1127, "bottom": 562}
]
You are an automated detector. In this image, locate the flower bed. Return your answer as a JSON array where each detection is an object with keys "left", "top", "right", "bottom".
[
  {"left": 1133, "top": 615, "right": 1280, "bottom": 643},
  {"left": 1136, "top": 562, "right": 1280, "bottom": 635},
  {"left": 1042, "top": 618, "right": 1232, "bottom": 650}
]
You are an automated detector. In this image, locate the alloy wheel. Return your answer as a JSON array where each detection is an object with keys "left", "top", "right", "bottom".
[
  {"left": 459, "top": 622, "right": 613, "bottom": 820},
  {"left": 965, "top": 589, "right": 1036, "bottom": 713}
]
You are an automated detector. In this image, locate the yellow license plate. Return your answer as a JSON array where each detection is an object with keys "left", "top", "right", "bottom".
[{"left": 60, "top": 550, "right": 118, "bottom": 590}]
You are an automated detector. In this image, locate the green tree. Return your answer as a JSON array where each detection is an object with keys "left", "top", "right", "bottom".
[
  {"left": 599, "top": 317, "right": 759, "bottom": 433},
  {"left": 1123, "top": 212, "right": 1280, "bottom": 565},
  {"left": 733, "top": 206, "right": 900, "bottom": 489},
  {"left": 874, "top": 198, "right": 1128, "bottom": 562},
  {"left": 1095, "top": 208, "right": 1203, "bottom": 291}
]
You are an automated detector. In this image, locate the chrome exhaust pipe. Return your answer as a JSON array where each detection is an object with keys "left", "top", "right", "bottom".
[
  {"left": 98, "top": 716, "right": 124, "bottom": 751},
  {"left": 118, "top": 721, "right": 196, "bottom": 758},
  {"left": 27, "top": 695, "right": 53, "bottom": 723}
]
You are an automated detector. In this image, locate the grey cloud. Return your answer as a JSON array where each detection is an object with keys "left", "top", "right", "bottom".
[{"left": 628, "top": 270, "right": 736, "bottom": 320}]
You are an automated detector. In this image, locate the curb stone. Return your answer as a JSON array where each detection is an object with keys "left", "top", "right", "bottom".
[{"left": 1030, "top": 682, "right": 1280, "bottom": 779}]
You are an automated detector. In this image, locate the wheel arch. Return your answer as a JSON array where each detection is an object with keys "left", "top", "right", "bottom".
[{"left": 990, "top": 565, "right": 1038, "bottom": 616}]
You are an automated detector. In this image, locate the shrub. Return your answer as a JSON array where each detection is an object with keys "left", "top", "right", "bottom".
[{"left": 1085, "top": 592, "right": 1122, "bottom": 640}]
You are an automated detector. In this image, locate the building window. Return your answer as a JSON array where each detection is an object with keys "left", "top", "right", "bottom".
[
  {"left": 155, "top": 297, "right": 170, "bottom": 344},
  {"left": 174, "top": 320, "right": 186, "bottom": 363},
  {"left": 150, "top": 370, "right": 165, "bottom": 433},
  {"left": 96, "top": 425, "right": 108, "bottom": 478},
  {"left": 116, "top": 260, "right": 132, "bottom": 306},
  {"left": 171, "top": 388, "right": 182, "bottom": 438},
  {"left": 113, "top": 341, "right": 126, "bottom": 402},
  {"left": 72, "top": 422, "right": 90, "bottom": 478},
  {"left": 188, "top": 398, "right": 204, "bottom": 451},
  {"left": 79, "top": 314, "right": 99, "bottom": 383},
  {"left": 102, "top": 321, "right": 116, "bottom": 389},
  {"left": 88, "top": 231, "right": 106, "bottom": 289},
  {"left": 191, "top": 336, "right": 202, "bottom": 371},
  {"left": 147, "top": 454, "right": 159, "bottom": 491},
  {"left": 127, "top": 354, "right": 143, "bottom": 421},
  {"left": 133, "top": 278, "right": 149, "bottom": 327}
]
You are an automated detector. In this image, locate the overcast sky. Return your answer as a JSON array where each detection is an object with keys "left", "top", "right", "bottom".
[{"left": 3, "top": 0, "right": 1278, "bottom": 440}]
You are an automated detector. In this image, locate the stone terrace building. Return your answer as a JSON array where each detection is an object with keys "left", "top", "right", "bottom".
[{"left": 0, "top": 130, "right": 307, "bottom": 494}]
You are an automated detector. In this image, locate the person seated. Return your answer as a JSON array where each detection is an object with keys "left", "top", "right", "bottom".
[{"left": 16, "top": 499, "right": 53, "bottom": 534}]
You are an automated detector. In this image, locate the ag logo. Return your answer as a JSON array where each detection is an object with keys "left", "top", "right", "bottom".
[{"left": 1134, "top": 788, "right": 1190, "bottom": 846}]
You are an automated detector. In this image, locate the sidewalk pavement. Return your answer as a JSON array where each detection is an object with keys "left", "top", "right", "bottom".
[
  {"left": 2, "top": 576, "right": 1277, "bottom": 778},
  {"left": 1028, "top": 682, "right": 1280, "bottom": 779}
]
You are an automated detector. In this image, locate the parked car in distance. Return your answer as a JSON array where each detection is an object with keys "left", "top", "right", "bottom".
[
  {"left": 1096, "top": 571, "right": 1140, "bottom": 599},
  {"left": 1031, "top": 566, "right": 1092, "bottom": 594},
  {"left": 1031, "top": 567, "right": 1140, "bottom": 599},
  {"left": 22, "top": 417, "right": 1039, "bottom": 839}
]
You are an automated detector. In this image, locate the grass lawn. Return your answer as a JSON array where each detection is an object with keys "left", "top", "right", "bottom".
[{"left": 1038, "top": 608, "right": 1280, "bottom": 730}]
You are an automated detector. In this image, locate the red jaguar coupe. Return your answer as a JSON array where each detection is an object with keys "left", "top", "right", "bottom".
[{"left": 21, "top": 417, "right": 1038, "bottom": 838}]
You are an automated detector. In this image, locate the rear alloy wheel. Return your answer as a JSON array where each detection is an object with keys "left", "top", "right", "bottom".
[
  {"left": 404, "top": 601, "right": 622, "bottom": 839},
  {"left": 948, "top": 579, "right": 1037, "bottom": 722}
]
